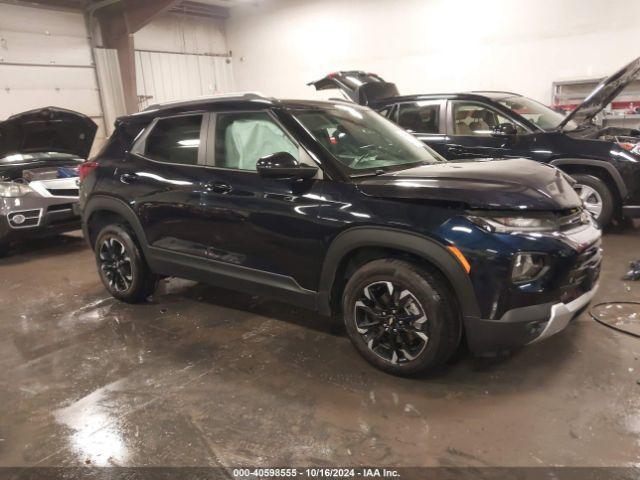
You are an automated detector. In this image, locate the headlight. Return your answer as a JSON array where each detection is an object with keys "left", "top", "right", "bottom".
[
  {"left": 468, "top": 215, "right": 558, "bottom": 233},
  {"left": 0, "top": 182, "right": 33, "bottom": 198},
  {"left": 512, "top": 252, "right": 548, "bottom": 283}
]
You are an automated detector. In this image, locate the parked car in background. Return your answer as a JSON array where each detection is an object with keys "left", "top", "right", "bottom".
[
  {"left": 80, "top": 94, "right": 601, "bottom": 376},
  {"left": 309, "top": 57, "right": 640, "bottom": 227},
  {"left": 0, "top": 107, "right": 97, "bottom": 256}
]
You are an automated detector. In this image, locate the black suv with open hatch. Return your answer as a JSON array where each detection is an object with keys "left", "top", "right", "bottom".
[{"left": 310, "top": 57, "right": 640, "bottom": 227}]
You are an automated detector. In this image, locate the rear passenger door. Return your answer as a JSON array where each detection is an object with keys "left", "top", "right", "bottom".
[
  {"left": 392, "top": 100, "right": 449, "bottom": 156},
  {"left": 193, "top": 110, "right": 326, "bottom": 293},
  {"left": 123, "top": 112, "right": 213, "bottom": 256}
]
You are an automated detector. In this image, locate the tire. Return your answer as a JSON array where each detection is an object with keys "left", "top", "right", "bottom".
[
  {"left": 342, "top": 258, "right": 461, "bottom": 377},
  {"left": 94, "top": 224, "right": 158, "bottom": 303},
  {"left": 571, "top": 174, "right": 614, "bottom": 227},
  {"left": 0, "top": 240, "right": 9, "bottom": 258}
]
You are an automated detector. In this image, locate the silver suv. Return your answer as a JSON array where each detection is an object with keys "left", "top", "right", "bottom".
[{"left": 0, "top": 107, "right": 96, "bottom": 256}]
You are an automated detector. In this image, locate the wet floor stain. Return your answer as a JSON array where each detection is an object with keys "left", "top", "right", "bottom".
[{"left": 1, "top": 230, "right": 640, "bottom": 467}]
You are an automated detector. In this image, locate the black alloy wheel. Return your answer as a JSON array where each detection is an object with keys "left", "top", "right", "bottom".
[
  {"left": 95, "top": 224, "right": 158, "bottom": 303},
  {"left": 99, "top": 236, "right": 133, "bottom": 292},
  {"left": 354, "top": 281, "right": 429, "bottom": 365},
  {"left": 343, "top": 258, "right": 461, "bottom": 376}
]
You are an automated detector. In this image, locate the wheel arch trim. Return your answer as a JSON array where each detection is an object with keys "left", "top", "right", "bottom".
[
  {"left": 82, "top": 195, "right": 150, "bottom": 253},
  {"left": 317, "top": 226, "right": 480, "bottom": 318},
  {"left": 550, "top": 158, "right": 627, "bottom": 199}
]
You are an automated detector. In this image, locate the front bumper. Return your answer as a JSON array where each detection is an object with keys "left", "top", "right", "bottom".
[
  {"left": 0, "top": 191, "right": 81, "bottom": 244},
  {"left": 465, "top": 283, "right": 599, "bottom": 354},
  {"left": 453, "top": 213, "right": 602, "bottom": 354},
  {"left": 529, "top": 282, "right": 598, "bottom": 343}
]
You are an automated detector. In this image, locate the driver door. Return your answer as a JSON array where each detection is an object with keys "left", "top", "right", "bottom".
[
  {"left": 194, "top": 110, "right": 326, "bottom": 293},
  {"left": 445, "top": 101, "right": 529, "bottom": 159}
]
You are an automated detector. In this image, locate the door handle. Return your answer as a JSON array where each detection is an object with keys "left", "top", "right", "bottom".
[
  {"left": 446, "top": 145, "right": 465, "bottom": 153},
  {"left": 120, "top": 173, "right": 139, "bottom": 184},
  {"left": 204, "top": 181, "right": 232, "bottom": 194}
]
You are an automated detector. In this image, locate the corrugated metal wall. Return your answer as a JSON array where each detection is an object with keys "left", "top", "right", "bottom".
[
  {"left": 135, "top": 50, "right": 234, "bottom": 110},
  {"left": 94, "top": 47, "right": 126, "bottom": 136},
  {"left": 0, "top": 3, "right": 106, "bottom": 150},
  {"left": 0, "top": 6, "right": 235, "bottom": 148}
]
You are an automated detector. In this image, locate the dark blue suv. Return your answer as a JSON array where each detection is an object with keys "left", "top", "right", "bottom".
[{"left": 79, "top": 94, "right": 602, "bottom": 375}]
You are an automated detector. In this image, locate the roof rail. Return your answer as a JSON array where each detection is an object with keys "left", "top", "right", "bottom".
[
  {"left": 143, "top": 92, "right": 271, "bottom": 111},
  {"left": 469, "top": 90, "right": 522, "bottom": 96}
]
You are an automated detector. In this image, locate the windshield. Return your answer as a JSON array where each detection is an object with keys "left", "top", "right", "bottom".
[
  {"left": 497, "top": 96, "right": 578, "bottom": 131},
  {"left": 291, "top": 104, "right": 443, "bottom": 173}
]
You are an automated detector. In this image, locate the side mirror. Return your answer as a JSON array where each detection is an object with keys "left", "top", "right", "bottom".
[
  {"left": 491, "top": 123, "right": 518, "bottom": 137},
  {"left": 256, "top": 152, "right": 318, "bottom": 179}
]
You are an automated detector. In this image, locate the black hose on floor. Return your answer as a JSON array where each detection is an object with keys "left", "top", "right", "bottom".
[{"left": 589, "top": 301, "right": 640, "bottom": 338}]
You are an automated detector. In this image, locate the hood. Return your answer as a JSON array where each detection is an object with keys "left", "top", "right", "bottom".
[
  {"left": 558, "top": 56, "right": 640, "bottom": 129},
  {"left": 0, "top": 107, "right": 97, "bottom": 159},
  {"left": 308, "top": 71, "right": 399, "bottom": 106},
  {"left": 355, "top": 159, "right": 582, "bottom": 211}
]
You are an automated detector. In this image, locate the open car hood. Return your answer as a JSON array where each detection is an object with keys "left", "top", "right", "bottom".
[
  {"left": 0, "top": 107, "right": 97, "bottom": 159},
  {"left": 308, "top": 71, "right": 399, "bottom": 106},
  {"left": 558, "top": 56, "right": 640, "bottom": 129},
  {"left": 355, "top": 159, "right": 582, "bottom": 211}
]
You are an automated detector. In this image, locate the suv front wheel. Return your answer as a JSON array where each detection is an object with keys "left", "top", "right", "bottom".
[
  {"left": 95, "top": 224, "right": 158, "bottom": 303},
  {"left": 572, "top": 174, "right": 614, "bottom": 227},
  {"left": 342, "top": 259, "right": 461, "bottom": 376}
]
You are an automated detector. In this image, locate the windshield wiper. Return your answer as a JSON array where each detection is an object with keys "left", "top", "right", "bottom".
[{"left": 350, "top": 168, "right": 388, "bottom": 178}]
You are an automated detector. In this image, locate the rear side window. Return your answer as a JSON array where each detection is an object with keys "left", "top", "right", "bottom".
[
  {"left": 145, "top": 115, "right": 203, "bottom": 165},
  {"left": 397, "top": 103, "right": 440, "bottom": 133},
  {"left": 214, "top": 112, "right": 298, "bottom": 171}
]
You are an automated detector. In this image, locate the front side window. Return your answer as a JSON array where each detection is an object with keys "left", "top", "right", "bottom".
[
  {"left": 497, "top": 95, "right": 577, "bottom": 131},
  {"left": 292, "top": 104, "right": 443, "bottom": 173},
  {"left": 145, "top": 115, "right": 203, "bottom": 165},
  {"left": 452, "top": 102, "right": 526, "bottom": 136},
  {"left": 215, "top": 112, "right": 299, "bottom": 171},
  {"left": 397, "top": 102, "right": 440, "bottom": 133}
]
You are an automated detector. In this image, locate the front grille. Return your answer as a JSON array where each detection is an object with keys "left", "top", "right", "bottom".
[
  {"left": 7, "top": 209, "right": 42, "bottom": 229},
  {"left": 45, "top": 188, "right": 79, "bottom": 197}
]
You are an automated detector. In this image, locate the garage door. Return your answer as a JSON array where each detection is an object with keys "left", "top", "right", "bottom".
[{"left": 0, "top": 3, "right": 106, "bottom": 151}]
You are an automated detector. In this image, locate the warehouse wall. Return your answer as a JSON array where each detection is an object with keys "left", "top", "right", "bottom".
[
  {"left": 0, "top": 3, "right": 106, "bottom": 148},
  {"left": 133, "top": 12, "right": 234, "bottom": 110},
  {"left": 226, "top": 0, "right": 640, "bottom": 105},
  {"left": 135, "top": 12, "right": 228, "bottom": 54}
]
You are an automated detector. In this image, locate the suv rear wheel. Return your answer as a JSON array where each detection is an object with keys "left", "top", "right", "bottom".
[
  {"left": 342, "top": 259, "right": 461, "bottom": 376},
  {"left": 95, "top": 224, "right": 158, "bottom": 303},
  {"left": 572, "top": 174, "right": 614, "bottom": 227}
]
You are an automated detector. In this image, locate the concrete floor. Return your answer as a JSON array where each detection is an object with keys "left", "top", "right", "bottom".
[{"left": 1, "top": 226, "right": 639, "bottom": 468}]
